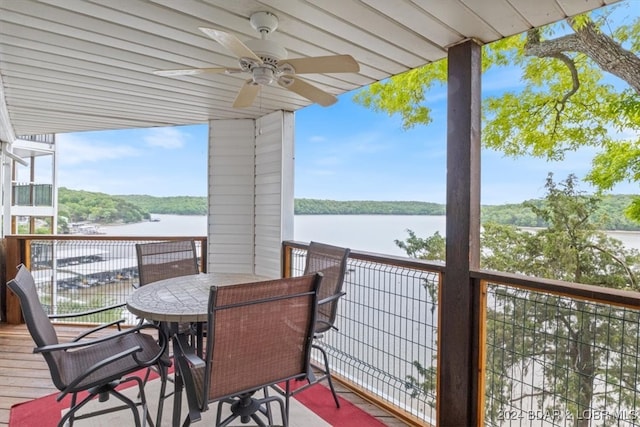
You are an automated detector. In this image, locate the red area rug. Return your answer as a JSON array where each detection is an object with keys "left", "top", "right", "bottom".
[
  {"left": 9, "top": 368, "right": 154, "bottom": 427},
  {"left": 10, "top": 374, "right": 386, "bottom": 426},
  {"left": 283, "top": 379, "right": 388, "bottom": 427}
]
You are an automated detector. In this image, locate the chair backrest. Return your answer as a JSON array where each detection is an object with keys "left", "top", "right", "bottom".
[
  {"left": 7, "top": 264, "right": 64, "bottom": 387},
  {"left": 303, "top": 241, "right": 350, "bottom": 333},
  {"left": 136, "top": 240, "right": 199, "bottom": 286},
  {"left": 200, "top": 273, "right": 321, "bottom": 404}
]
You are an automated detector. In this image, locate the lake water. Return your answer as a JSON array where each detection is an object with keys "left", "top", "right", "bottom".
[{"left": 101, "top": 214, "right": 640, "bottom": 255}]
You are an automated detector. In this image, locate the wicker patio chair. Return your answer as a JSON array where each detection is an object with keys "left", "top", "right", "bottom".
[
  {"left": 287, "top": 241, "right": 350, "bottom": 408},
  {"left": 174, "top": 273, "right": 322, "bottom": 427},
  {"left": 135, "top": 239, "right": 200, "bottom": 425},
  {"left": 7, "top": 264, "right": 167, "bottom": 427}
]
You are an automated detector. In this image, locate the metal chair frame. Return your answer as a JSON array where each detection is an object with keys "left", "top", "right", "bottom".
[
  {"left": 7, "top": 264, "right": 167, "bottom": 427},
  {"left": 287, "top": 241, "right": 351, "bottom": 408},
  {"left": 175, "top": 273, "right": 322, "bottom": 427},
  {"left": 135, "top": 239, "right": 201, "bottom": 426}
]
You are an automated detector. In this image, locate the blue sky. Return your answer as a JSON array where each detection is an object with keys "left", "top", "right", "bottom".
[
  {"left": 52, "top": 3, "right": 637, "bottom": 205},
  {"left": 53, "top": 86, "right": 635, "bottom": 205}
]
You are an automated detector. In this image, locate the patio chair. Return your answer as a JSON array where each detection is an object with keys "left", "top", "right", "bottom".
[
  {"left": 287, "top": 241, "right": 350, "bottom": 408},
  {"left": 135, "top": 239, "right": 200, "bottom": 424},
  {"left": 174, "top": 273, "right": 322, "bottom": 427},
  {"left": 7, "top": 264, "right": 167, "bottom": 427},
  {"left": 135, "top": 239, "right": 200, "bottom": 288}
]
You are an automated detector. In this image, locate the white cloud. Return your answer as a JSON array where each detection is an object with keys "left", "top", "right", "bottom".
[
  {"left": 143, "top": 127, "right": 187, "bottom": 149},
  {"left": 56, "top": 133, "right": 141, "bottom": 166}
]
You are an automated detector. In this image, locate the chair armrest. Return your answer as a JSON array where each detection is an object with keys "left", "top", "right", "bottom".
[
  {"left": 48, "top": 303, "right": 126, "bottom": 319},
  {"left": 34, "top": 323, "right": 165, "bottom": 354},
  {"left": 173, "top": 333, "right": 205, "bottom": 369},
  {"left": 72, "top": 319, "right": 126, "bottom": 342},
  {"left": 49, "top": 303, "right": 127, "bottom": 341},
  {"left": 317, "top": 291, "right": 346, "bottom": 306}
]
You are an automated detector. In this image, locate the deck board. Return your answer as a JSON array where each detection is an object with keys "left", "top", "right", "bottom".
[{"left": 0, "top": 322, "right": 406, "bottom": 426}]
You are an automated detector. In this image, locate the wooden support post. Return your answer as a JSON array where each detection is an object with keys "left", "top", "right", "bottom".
[
  {"left": 3, "top": 236, "right": 25, "bottom": 324},
  {"left": 439, "top": 39, "right": 482, "bottom": 426}
]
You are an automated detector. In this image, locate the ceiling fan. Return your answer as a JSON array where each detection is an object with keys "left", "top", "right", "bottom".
[{"left": 153, "top": 11, "right": 359, "bottom": 108}]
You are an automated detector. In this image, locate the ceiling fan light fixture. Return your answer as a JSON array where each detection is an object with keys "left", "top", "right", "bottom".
[{"left": 252, "top": 67, "right": 275, "bottom": 85}]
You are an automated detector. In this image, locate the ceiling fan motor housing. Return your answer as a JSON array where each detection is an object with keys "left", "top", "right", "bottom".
[{"left": 244, "top": 39, "right": 287, "bottom": 63}]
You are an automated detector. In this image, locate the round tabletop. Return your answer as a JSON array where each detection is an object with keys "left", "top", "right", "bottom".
[{"left": 126, "top": 272, "right": 270, "bottom": 323}]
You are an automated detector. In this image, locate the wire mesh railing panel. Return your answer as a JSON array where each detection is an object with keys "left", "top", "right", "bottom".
[
  {"left": 289, "top": 247, "right": 439, "bottom": 424},
  {"left": 484, "top": 283, "right": 640, "bottom": 427},
  {"left": 29, "top": 238, "right": 204, "bottom": 325}
]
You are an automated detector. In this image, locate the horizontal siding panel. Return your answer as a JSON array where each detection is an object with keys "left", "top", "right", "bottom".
[
  {"left": 208, "top": 234, "right": 253, "bottom": 245},
  {"left": 209, "top": 184, "right": 254, "bottom": 195},
  {"left": 209, "top": 204, "right": 254, "bottom": 215},
  {"left": 255, "top": 234, "right": 283, "bottom": 248},
  {"left": 253, "top": 204, "right": 282, "bottom": 216},
  {"left": 209, "top": 243, "right": 253, "bottom": 255},
  {"left": 255, "top": 182, "right": 283, "bottom": 195},
  {"left": 210, "top": 143, "right": 255, "bottom": 155},
  {"left": 209, "top": 253, "right": 254, "bottom": 265},
  {"left": 255, "top": 225, "right": 280, "bottom": 238},
  {"left": 255, "top": 174, "right": 282, "bottom": 185},
  {"left": 210, "top": 166, "right": 255, "bottom": 176},
  {"left": 209, "top": 194, "right": 253, "bottom": 205},
  {"left": 210, "top": 156, "right": 255, "bottom": 167},
  {"left": 255, "top": 193, "right": 282, "bottom": 205},
  {"left": 211, "top": 214, "right": 253, "bottom": 225},
  {"left": 256, "top": 150, "right": 282, "bottom": 165},
  {"left": 255, "top": 215, "right": 281, "bottom": 227},
  {"left": 255, "top": 163, "right": 282, "bottom": 176},
  {"left": 213, "top": 175, "right": 254, "bottom": 186},
  {"left": 255, "top": 140, "right": 282, "bottom": 155},
  {"left": 209, "top": 224, "right": 254, "bottom": 235}
]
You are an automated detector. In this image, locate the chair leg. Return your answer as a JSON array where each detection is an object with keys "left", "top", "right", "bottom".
[
  {"left": 285, "top": 344, "right": 341, "bottom": 409},
  {"left": 155, "top": 362, "right": 171, "bottom": 427},
  {"left": 57, "top": 377, "right": 150, "bottom": 427},
  {"left": 216, "top": 392, "right": 285, "bottom": 427},
  {"left": 313, "top": 343, "right": 341, "bottom": 408}
]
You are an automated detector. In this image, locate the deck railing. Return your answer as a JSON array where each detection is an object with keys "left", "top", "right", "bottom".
[
  {"left": 2, "top": 235, "right": 207, "bottom": 325},
  {"left": 283, "top": 240, "right": 443, "bottom": 426},
  {"left": 12, "top": 183, "right": 53, "bottom": 206},
  {"left": 2, "top": 236, "right": 638, "bottom": 426},
  {"left": 283, "top": 241, "right": 640, "bottom": 427},
  {"left": 475, "top": 270, "right": 640, "bottom": 427}
]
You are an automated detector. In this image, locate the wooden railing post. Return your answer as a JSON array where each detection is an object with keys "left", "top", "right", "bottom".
[{"left": 3, "top": 236, "right": 26, "bottom": 324}]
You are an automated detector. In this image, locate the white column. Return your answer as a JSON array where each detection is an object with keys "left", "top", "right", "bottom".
[{"left": 207, "top": 111, "right": 294, "bottom": 277}]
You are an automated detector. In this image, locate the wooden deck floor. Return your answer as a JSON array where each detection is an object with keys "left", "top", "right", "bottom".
[{"left": 0, "top": 322, "right": 406, "bottom": 426}]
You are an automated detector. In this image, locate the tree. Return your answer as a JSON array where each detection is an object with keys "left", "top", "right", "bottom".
[
  {"left": 399, "top": 175, "right": 640, "bottom": 426},
  {"left": 354, "top": 1, "right": 640, "bottom": 220}
]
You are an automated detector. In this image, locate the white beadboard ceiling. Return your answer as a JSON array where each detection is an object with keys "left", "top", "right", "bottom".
[{"left": 0, "top": 0, "right": 618, "bottom": 138}]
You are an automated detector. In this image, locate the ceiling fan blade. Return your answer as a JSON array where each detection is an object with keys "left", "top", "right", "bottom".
[
  {"left": 278, "top": 76, "right": 337, "bottom": 107},
  {"left": 233, "top": 80, "right": 261, "bottom": 108},
  {"left": 278, "top": 54, "right": 359, "bottom": 74},
  {"left": 199, "top": 27, "right": 262, "bottom": 63},
  {"left": 153, "top": 67, "right": 236, "bottom": 77}
]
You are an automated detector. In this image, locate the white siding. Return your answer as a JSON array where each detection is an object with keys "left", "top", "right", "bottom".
[
  {"left": 207, "top": 111, "right": 294, "bottom": 277},
  {"left": 207, "top": 119, "right": 255, "bottom": 273},
  {"left": 255, "top": 111, "right": 294, "bottom": 277}
]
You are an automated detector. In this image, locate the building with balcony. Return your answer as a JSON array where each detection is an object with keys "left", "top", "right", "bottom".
[{"left": 1, "top": 134, "right": 57, "bottom": 235}]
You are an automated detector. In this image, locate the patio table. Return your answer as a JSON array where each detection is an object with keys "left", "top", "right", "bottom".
[{"left": 126, "top": 272, "right": 271, "bottom": 427}]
